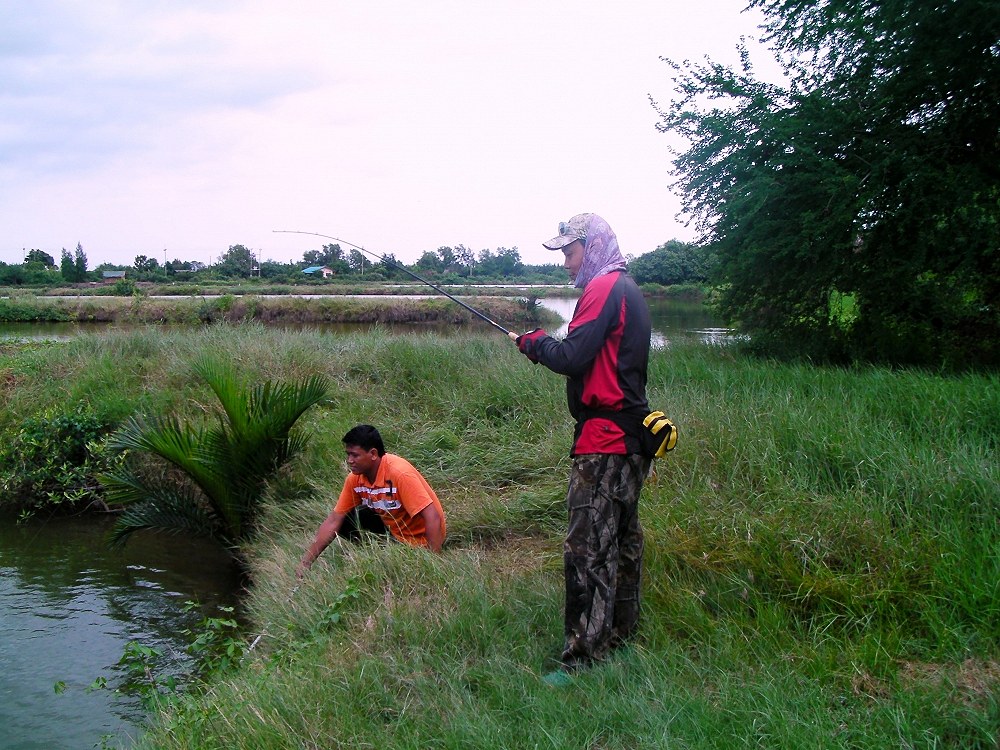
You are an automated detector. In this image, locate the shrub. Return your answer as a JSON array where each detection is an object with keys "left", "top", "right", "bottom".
[
  {"left": 111, "top": 278, "right": 139, "bottom": 296},
  {"left": 0, "top": 407, "right": 120, "bottom": 515}
]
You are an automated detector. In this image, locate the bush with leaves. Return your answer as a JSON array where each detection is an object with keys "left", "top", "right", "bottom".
[
  {"left": 0, "top": 407, "right": 120, "bottom": 516},
  {"left": 110, "top": 278, "right": 139, "bottom": 297}
]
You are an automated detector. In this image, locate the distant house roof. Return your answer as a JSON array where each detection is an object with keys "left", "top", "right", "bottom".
[
  {"left": 102, "top": 270, "right": 127, "bottom": 279},
  {"left": 302, "top": 266, "right": 334, "bottom": 277}
]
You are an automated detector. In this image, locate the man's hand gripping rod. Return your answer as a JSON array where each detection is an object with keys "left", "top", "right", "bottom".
[{"left": 273, "top": 230, "right": 518, "bottom": 339}]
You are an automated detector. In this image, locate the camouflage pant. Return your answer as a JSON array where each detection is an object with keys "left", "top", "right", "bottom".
[{"left": 561, "top": 453, "right": 651, "bottom": 669}]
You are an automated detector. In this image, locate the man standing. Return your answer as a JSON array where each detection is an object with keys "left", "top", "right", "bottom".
[
  {"left": 297, "top": 424, "right": 446, "bottom": 577},
  {"left": 514, "top": 213, "right": 652, "bottom": 678}
]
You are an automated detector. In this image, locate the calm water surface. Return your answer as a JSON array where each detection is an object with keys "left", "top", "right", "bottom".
[
  {"left": 0, "top": 296, "right": 730, "bottom": 343},
  {"left": 0, "top": 516, "right": 241, "bottom": 750},
  {"left": 540, "top": 296, "right": 729, "bottom": 344}
]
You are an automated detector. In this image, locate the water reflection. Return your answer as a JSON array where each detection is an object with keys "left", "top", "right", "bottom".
[
  {"left": 538, "top": 296, "right": 733, "bottom": 345},
  {"left": 0, "top": 515, "right": 240, "bottom": 750}
]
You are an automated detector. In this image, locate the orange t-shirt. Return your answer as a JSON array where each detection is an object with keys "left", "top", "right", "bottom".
[{"left": 333, "top": 453, "right": 446, "bottom": 547}]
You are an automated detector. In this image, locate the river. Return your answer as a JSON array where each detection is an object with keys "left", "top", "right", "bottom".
[{"left": 0, "top": 515, "right": 241, "bottom": 750}]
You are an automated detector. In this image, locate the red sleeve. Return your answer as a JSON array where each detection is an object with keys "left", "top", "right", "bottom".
[{"left": 532, "top": 273, "right": 619, "bottom": 375}]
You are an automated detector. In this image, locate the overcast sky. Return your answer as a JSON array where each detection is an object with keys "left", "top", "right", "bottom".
[{"left": 0, "top": 1, "right": 770, "bottom": 268}]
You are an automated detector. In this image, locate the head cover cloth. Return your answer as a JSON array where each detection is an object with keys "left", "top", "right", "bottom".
[{"left": 542, "top": 212, "right": 627, "bottom": 289}]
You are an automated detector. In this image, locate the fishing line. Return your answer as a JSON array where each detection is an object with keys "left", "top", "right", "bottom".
[
  {"left": 247, "top": 584, "right": 299, "bottom": 653},
  {"left": 273, "top": 229, "right": 517, "bottom": 338}
]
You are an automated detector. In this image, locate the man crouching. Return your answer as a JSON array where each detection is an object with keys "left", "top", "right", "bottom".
[{"left": 297, "top": 424, "right": 446, "bottom": 577}]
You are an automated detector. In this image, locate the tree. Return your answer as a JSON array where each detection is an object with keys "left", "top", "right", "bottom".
[
  {"left": 484, "top": 247, "right": 523, "bottom": 278},
  {"left": 60, "top": 248, "right": 75, "bottom": 282},
  {"left": 380, "top": 252, "right": 404, "bottom": 279},
  {"left": 629, "top": 240, "right": 715, "bottom": 286},
  {"left": 0, "top": 264, "right": 23, "bottom": 285},
  {"left": 259, "top": 260, "right": 294, "bottom": 279},
  {"left": 24, "top": 249, "right": 55, "bottom": 267},
  {"left": 303, "top": 243, "right": 350, "bottom": 275},
  {"left": 347, "top": 249, "right": 367, "bottom": 274},
  {"left": 655, "top": 0, "right": 1000, "bottom": 366},
  {"left": 61, "top": 244, "right": 89, "bottom": 282},
  {"left": 414, "top": 250, "right": 444, "bottom": 274},
  {"left": 216, "top": 244, "right": 255, "bottom": 278},
  {"left": 455, "top": 244, "right": 476, "bottom": 277},
  {"left": 100, "top": 358, "right": 329, "bottom": 553},
  {"left": 134, "top": 255, "right": 158, "bottom": 273},
  {"left": 436, "top": 246, "right": 457, "bottom": 274},
  {"left": 73, "top": 243, "right": 88, "bottom": 281}
]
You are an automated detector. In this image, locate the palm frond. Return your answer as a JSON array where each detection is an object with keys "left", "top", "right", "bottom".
[
  {"left": 194, "top": 357, "right": 250, "bottom": 434},
  {"left": 108, "top": 415, "right": 237, "bottom": 529},
  {"left": 107, "top": 487, "right": 225, "bottom": 549},
  {"left": 104, "top": 360, "right": 330, "bottom": 550},
  {"left": 99, "top": 465, "right": 171, "bottom": 506}
]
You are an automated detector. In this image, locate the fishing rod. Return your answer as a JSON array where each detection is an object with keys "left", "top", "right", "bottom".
[{"left": 273, "top": 229, "right": 517, "bottom": 338}]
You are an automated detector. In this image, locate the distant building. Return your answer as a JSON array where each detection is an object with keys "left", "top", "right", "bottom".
[
  {"left": 302, "top": 266, "right": 333, "bottom": 278},
  {"left": 102, "top": 270, "right": 127, "bottom": 282}
]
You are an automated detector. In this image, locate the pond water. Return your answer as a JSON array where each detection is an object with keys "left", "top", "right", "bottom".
[
  {"left": 0, "top": 515, "right": 241, "bottom": 750},
  {"left": 0, "top": 296, "right": 731, "bottom": 344},
  {"left": 539, "top": 296, "right": 730, "bottom": 344}
]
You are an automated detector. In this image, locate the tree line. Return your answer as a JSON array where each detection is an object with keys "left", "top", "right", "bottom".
[{"left": 2, "top": 240, "right": 713, "bottom": 287}]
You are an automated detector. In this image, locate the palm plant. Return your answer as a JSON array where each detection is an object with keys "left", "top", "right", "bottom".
[{"left": 100, "top": 357, "right": 330, "bottom": 551}]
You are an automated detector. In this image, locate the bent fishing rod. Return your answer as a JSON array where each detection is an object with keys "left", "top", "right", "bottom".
[{"left": 273, "top": 229, "right": 516, "bottom": 338}]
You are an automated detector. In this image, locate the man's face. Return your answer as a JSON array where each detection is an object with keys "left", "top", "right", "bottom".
[
  {"left": 344, "top": 445, "right": 379, "bottom": 476},
  {"left": 561, "top": 239, "right": 585, "bottom": 283}
]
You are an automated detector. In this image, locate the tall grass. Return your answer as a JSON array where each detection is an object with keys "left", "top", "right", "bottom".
[
  {"left": 0, "top": 294, "right": 553, "bottom": 328},
  {"left": 1, "top": 324, "right": 996, "bottom": 748}
]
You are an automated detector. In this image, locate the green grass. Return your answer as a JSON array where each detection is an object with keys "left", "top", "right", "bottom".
[
  {"left": 1, "top": 324, "right": 997, "bottom": 748},
  {"left": 0, "top": 293, "right": 554, "bottom": 329}
]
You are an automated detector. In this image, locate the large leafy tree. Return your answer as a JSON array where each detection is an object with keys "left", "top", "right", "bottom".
[
  {"left": 347, "top": 249, "right": 368, "bottom": 274},
  {"left": 100, "top": 359, "right": 329, "bottom": 553},
  {"left": 303, "top": 243, "right": 350, "bottom": 275},
  {"left": 414, "top": 250, "right": 444, "bottom": 274},
  {"left": 379, "top": 252, "right": 405, "bottom": 279},
  {"left": 477, "top": 247, "right": 523, "bottom": 278},
  {"left": 216, "top": 244, "right": 256, "bottom": 278},
  {"left": 133, "top": 255, "right": 159, "bottom": 273},
  {"left": 24, "top": 249, "right": 55, "bottom": 267},
  {"left": 656, "top": 0, "right": 999, "bottom": 366},
  {"left": 629, "top": 240, "right": 716, "bottom": 286}
]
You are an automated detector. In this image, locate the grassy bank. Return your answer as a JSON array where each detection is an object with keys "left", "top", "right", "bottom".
[
  {"left": 2, "top": 281, "right": 578, "bottom": 299},
  {"left": 1, "top": 325, "right": 997, "bottom": 748},
  {"left": 0, "top": 294, "right": 550, "bottom": 328}
]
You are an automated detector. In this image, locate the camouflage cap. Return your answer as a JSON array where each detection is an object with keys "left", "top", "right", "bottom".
[{"left": 542, "top": 213, "right": 592, "bottom": 250}]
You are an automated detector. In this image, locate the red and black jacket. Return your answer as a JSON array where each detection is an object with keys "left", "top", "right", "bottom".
[{"left": 528, "top": 271, "right": 651, "bottom": 456}]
